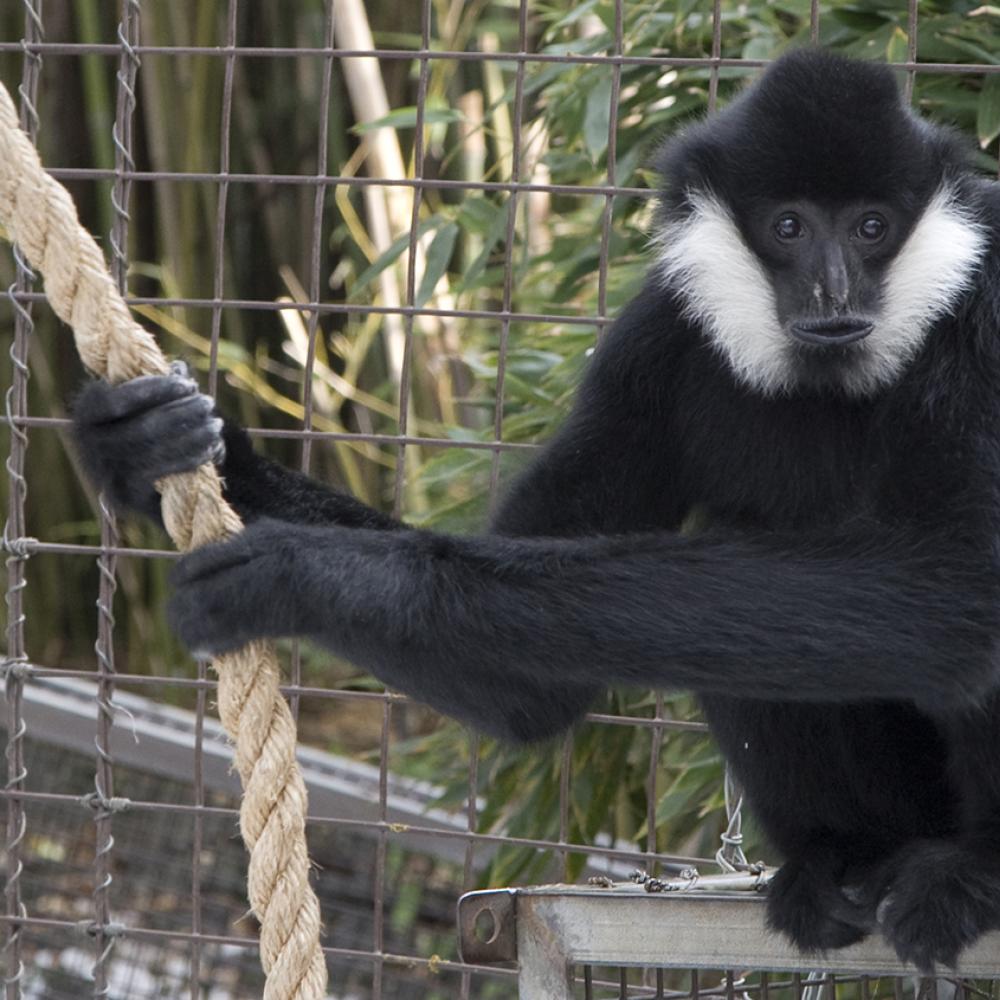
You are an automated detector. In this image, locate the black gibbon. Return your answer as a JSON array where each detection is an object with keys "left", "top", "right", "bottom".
[{"left": 75, "top": 50, "right": 1000, "bottom": 969}]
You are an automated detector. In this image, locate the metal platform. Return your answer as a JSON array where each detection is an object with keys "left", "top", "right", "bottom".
[{"left": 458, "top": 885, "right": 1000, "bottom": 999}]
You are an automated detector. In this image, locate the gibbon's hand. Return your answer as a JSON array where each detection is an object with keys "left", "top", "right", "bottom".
[
  {"left": 167, "top": 516, "right": 603, "bottom": 742},
  {"left": 74, "top": 363, "right": 404, "bottom": 533},
  {"left": 168, "top": 517, "right": 309, "bottom": 657},
  {"left": 73, "top": 362, "right": 224, "bottom": 523}
]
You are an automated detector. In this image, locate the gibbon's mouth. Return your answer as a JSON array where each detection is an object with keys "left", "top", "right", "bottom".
[{"left": 790, "top": 317, "right": 874, "bottom": 346}]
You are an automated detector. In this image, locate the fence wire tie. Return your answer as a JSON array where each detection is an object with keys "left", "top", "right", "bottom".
[
  {"left": 630, "top": 868, "right": 687, "bottom": 893},
  {"left": 79, "top": 790, "right": 132, "bottom": 816},
  {"left": 0, "top": 658, "right": 34, "bottom": 682},
  {"left": 100, "top": 698, "right": 141, "bottom": 743},
  {"left": 717, "top": 827, "right": 744, "bottom": 870},
  {"left": 729, "top": 972, "right": 756, "bottom": 1000},
  {"left": 74, "top": 919, "right": 128, "bottom": 940},
  {"left": 0, "top": 531, "right": 37, "bottom": 559}
]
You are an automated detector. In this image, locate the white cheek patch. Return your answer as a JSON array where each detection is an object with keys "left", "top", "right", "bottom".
[
  {"left": 655, "top": 192, "right": 789, "bottom": 393},
  {"left": 868, "top": 187, "right": 986, "bottom": 385},
  {"left": 655, "top": 186, "right": 987, "bottom": 397}
]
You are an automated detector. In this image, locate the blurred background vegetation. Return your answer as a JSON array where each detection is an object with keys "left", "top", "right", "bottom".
[{"left": 3, "top": 0, "right": 1000, "bottom": 894}]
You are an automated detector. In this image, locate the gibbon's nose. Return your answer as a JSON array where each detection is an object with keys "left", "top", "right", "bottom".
[{"left": 822, "top": 243, "right": 850, "bottom": 311}]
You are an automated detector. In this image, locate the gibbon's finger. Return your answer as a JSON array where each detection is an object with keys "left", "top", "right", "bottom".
[
  {"left": 84, "top": 396, "right": 221, "bottom": 476},
  {"left": 170, "top": 517, "right": 293, "bottom": 587},
  {"left": 167, "top": 585, "right": 251, "bottom": 659},
  {"left": 167, "top": 544, "right": 296, "bottom": 655},
  {"left": 73, "top": 371, "right": 200, "bottom": 425},
  {"left": 142, "top": 431, "right": 225, "bottom": 482},
  {"left": 170, "top": 538, "right": 255, "bottom": 585},
  {"left": 113, "top": 392, "right": 215, "bottom": 445}
]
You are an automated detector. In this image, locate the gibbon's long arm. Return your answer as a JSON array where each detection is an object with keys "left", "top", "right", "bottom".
[
  {"left": 221, "top": 290, "right": 689, "bottom": 540},
  {"left": 72, "top": 293, "right": 686, "bottom": 542},
  {"left": 202, "top": 369, "right": 687, "bottom": 735},
  {"left": 73, "top": 294, "right": 1000, "bottom": 741},
  {"left": 218, "top": 423, "right": 404, "bottom": 531},
  {"left": 71, "top": 372, "right": 406, "bottom": 532},
  {"left": 167, "top": 516, "right": 1000, "bottom": 742},
  {"left": 207, "top": 296, "right": 695, "bottom": 737},
  {"left": 71, "top": 293, "right": 693, "bottom": 738}
]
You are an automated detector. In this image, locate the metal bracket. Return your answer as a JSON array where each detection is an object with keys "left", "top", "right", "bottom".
[
  {"left": 457, "top": 884, "right": 1000, "bottom": 1000},
  {"left": 457, "top": 888, "right": 518, "bottom": 964}
]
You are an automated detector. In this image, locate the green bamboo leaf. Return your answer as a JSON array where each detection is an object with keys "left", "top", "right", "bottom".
[
  {"left": 549, "top": 0, "right": 600, "bottom": 32},
  {"left": 456, "top": 202, "right": 511, "bottom": 293},
  {"left": 977, "top": 74, "right": 1000, "bottom": 149},
  {"left": 415, "top": 222, "right": 459, "bottom": 306},
  {"left": 457, "top": 198, "right": 501, "bottom": 235},
  {"left": 830, "top": 8, "right": 889, "bottom": 31},
  {"left": 886, "top": 27, "right": 909, "bottom": 64},
  {"left": 352, "top": 105, "right": 465, "bottom": 133},
  {"left": 583, "top": 75, "right": 613, "bottom": 161},
  {"left": 935, "top": 33, "right": 1000, "bottom": 66},
  {"left": 349, "top": 217, "right": 438, "bottom": 299}
]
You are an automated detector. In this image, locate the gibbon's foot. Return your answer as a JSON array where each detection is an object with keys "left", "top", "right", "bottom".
[
  {"left": 766, "top": 853, "right": 878, "bottom": 952},
  {"left": 878, "top": 841, "right": 1000, "bottom": 972}
]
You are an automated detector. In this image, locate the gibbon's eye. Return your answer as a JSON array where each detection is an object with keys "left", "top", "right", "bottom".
[
  {"left": 774, "top": 214, "right": 804, "bottom": 241},
  {"left": 856, "top": 214, "right": 887, "bottom": 242}
]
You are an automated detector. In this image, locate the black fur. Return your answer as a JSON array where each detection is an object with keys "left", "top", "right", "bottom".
[
  {"left": 72, "top": 50, "right": 1000, "bottom": 970},
  {"left": 657, "top": 48, "right": 968, "bottom": 214}
]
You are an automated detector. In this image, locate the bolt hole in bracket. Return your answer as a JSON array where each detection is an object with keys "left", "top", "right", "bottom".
[{"left": 458, "top": 888, "right": 517, "bottom": 964}]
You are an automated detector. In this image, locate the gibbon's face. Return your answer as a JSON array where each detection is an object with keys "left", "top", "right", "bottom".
[{"left": 657, "top": 186, "right": 986, "bottom": 396}]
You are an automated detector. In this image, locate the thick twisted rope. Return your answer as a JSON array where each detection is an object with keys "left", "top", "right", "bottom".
[{"left": 0, "top": 81, "right": 327, "bottom": 999}]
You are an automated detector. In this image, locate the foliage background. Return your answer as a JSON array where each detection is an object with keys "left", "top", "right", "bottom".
[{"left": 2, "top": 0, "right": 1000, "bottom": 933}]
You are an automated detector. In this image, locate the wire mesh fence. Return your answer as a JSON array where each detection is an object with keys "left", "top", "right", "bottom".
[
  {"left": 2, "top": 0, "right": 1000, "bottom": 998},
  {"left": 569, "top": 968, "right": 988, "bottom": 1000}
]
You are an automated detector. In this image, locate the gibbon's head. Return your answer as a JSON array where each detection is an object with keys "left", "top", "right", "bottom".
[{"left": 654, "top": 48, "right": 987, "bottom": 396}]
